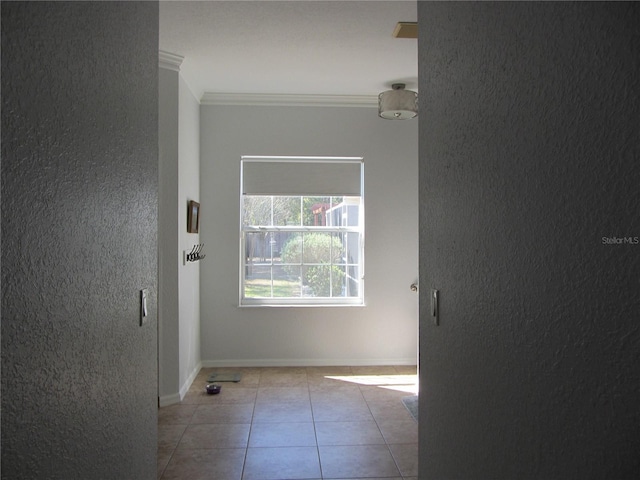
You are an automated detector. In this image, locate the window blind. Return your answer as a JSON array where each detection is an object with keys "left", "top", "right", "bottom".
[{"left": 241, "top": 157, "right": 363, "bottom": 196}]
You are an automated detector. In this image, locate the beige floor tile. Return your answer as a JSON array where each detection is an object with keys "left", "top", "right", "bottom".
[
  {"left": 311, "top": 400, "right": 374, "bottom": 422},
  {"left": 315, "top": 421, "right": 385, "bottom": 446},
  {"left": 160, "top": 448, "right": 245, "bottom": 480},
  {"left": 256, "top": 386, "right": 310, "bottom": 403},
  {"left": 203, "top": 387, "right": 258, "bottom": 404},
  {"left": 376, "top": 419, "right": 418, "bottom": 444},
  {"left": 259, "top": 372, "right": 308, "bottom": 387},
  {"left": 305, "top": 365, "right": 353, "bottom": 375},
  {"left": 191, "top": 403, "right": 254, "bottom": 424},
  {"left": 309, "top": 384, "right": 364, "bottom": 403},
  {"left": 307, "top": 374, "right": 355, "bottom": 388},
  {"left": 158, "top": 404, "right": 198, "bottom": 425},
  {"left": 196, "top": 369, "right": 261, "bottom": 385},
  {"left": 178, "top": 423, "right": 250, "bottom": 449},
  {"left": 359, "top": 383, "right": 418, "bottom": 402},
  {"left": 159, "top": 365, "right": 421, "bottom": 479},
  {"left": 367, "top": 399, "right": 415, "bottom": 423},
  {"left": 157, "top": 446, "right": 174, "bottom": 479},
  {"left": 388, "top": 443, "right": 418, "bottom": 477},
  {"left": 350, "top": 365, "right": 398, "bottom": 375},
  {"left": 225, "top": 372, "right": 261, "bottom": 387},
  {"left": 393, "top": 365, "right": 418, "bottom": 375},
  {"left": 258, "top": 366, "right": 308, "bottom": 375},
  {"left": 248, "top": 422, "right": 316, "bottom": 447},
  {"left": 181, "top": 389, "right": 223, "bottom": 404},
  {"left": 196, "top": 376, "right": 261, "bottom": 389},
  {"left": 318, "top": 445, "right": 401, "bottom": 478},
  {"left": 252, "top": 401, "right": 313, "bottom": 423},
  {"left": 243, "top": 446, "right": 321, "bottom": 480},
  {"left": 158, "top": 424, "right": 187, "bottom": 450},
  {"left": 310, "top": 375, "right": 370, "bottom": 390}
]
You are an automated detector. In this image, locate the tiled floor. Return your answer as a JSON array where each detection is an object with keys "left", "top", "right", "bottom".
[{"left": 158, "top": 365, "right": 418, "bottom": 480}]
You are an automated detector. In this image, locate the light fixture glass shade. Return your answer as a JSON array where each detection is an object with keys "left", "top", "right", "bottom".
[{"left": 378, "top": 84, "right": 418, "bottom": 120}]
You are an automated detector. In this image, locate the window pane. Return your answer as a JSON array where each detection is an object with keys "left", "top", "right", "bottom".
[
  {"left": 245, "top": 232, "right": 274, "bottom": 265},
  {"left": 331, "top": 232, "right": 345, "bottom": 265},
  {"left": 300, "top": 265, "right": 348, "bottom": 298},
  {"left": 272, "top": 266, "right": 301, "bottom": 297},
  {"left": 302, "top": 265, "right": 327, "bottom": 297},
  {"left": 326, "top": 197, "right": 343, "bottom": 226},
  {"left": 333, "top": 265, "right": 347, "bottom": 297},
  {"left": 272, "top": 196, "right": 301, "bottom": 227},
  {"left": 344, "top": 265, "right": 360, "bottom": 298},
  {"left": 303, "top": 196, "right": 330, "bottom": 227},
  {"left": 270, "top": 230, "right": 290, "bottom": 264},
  {"left": 342, "top": 198, "right": 361, "bottom": 227},
  {"left": 244, "top": 279, "right": 270, "bottom": 298},
  {"left": 301, "top": 232, "right": 339, "bottom": 264},
  {"left": 281, "top": 233, "right": 302, "bottom": 266},
  {"left": 241, "top": 187, "right": 363, "bottom": 303},
  {"left": 344, "top": 232, "right": 360, "bottom": 264},
  {"left": 243, "top": 196, "right": 271, "bottom": 226}
]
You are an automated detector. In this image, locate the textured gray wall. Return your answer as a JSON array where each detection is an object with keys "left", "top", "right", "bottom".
[
  {"left": 418, "top": 2, "right": 639, "bottom": 479},
  {"left": 1, "top": 2, "right": 159, "bottom": 479}
]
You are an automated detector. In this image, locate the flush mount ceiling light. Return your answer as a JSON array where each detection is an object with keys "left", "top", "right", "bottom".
[{"left": 378, "top": 83, "right": 418, "bottom": 120}]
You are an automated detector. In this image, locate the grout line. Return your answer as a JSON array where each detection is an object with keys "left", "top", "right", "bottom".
[
  {"left": 307, "top": 375, "right": 325, "bottom": 479},
  {"left": 240, "top": 369, "right": 262, "bottom": 480},
  {"left": 359, "top": 384, "right": 406, "bottom": 478},
  {"left": 159, "top": 366, "right": 417, "bottom": 479}
]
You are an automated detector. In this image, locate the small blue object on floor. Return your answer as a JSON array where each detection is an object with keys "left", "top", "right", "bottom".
[{"left": 402, "top": 395, "right": 418, "bottom": 422}]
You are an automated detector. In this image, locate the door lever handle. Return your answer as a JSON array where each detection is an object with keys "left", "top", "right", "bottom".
[{"left": 431, "top": 289, "right": 439, "bottom": 326}]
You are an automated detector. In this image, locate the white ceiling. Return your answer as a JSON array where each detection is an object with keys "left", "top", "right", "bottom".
[{"left": 159, "top": 0, "right": 418, "bottom": 101}]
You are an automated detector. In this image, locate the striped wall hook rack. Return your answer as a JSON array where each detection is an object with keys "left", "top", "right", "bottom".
[{"left": 185, "top": 244, "right": 205, "bottom": 263}]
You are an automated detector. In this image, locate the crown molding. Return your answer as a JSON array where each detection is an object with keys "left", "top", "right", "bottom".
[
  {"left": 159, "top": 51, "right": 184, "bottom": 72},
  {"left": 200, "top": 92, "right": 379, "bottom": 108}
]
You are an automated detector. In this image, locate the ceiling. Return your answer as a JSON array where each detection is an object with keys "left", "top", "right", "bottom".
[{"left": 159, "top": 0, "right": 418, "bottom": 101}]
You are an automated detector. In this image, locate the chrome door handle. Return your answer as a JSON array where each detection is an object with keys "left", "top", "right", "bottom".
[{"left": 410, "top": 283, "right": 418, "bottom": 292}]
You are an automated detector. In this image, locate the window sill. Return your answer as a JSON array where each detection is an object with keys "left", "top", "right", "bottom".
[{"left": 238, "top": 301, "right": 365, "bottom": 308}]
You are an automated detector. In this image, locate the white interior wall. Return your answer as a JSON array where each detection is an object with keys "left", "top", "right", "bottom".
[
  {"left": 200, "top": 105, "right": 419, "bottom": 366},
  {"left": 178, "top": 76, "right": 202, "bottom": 394},
  {"left": 158, "top": 67, "right": 180, "bottom": 401},
  {"left": 158, "top": 64, "right": 201, "bottom": 406}
]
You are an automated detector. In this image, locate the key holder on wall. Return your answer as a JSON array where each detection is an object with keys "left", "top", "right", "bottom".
[{"left": 185, "top": 244, "right": 205, "bottom": 263}]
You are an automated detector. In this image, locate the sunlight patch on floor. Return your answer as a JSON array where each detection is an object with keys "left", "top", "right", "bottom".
[{"left": 325, "top": 374, "right": 418, "bottom": 394}]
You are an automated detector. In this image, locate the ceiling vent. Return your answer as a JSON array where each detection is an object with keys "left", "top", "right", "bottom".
[{"left": 393, "top": 22, "right": 418, "bottom": 39}]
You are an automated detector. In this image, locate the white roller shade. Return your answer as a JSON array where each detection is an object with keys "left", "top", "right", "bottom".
[{"left": 242, "top": 157, "right": 363, "bottom": 196}]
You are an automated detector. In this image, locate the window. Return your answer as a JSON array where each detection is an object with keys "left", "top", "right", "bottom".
[{"left": 240, "top": 156, "right": 364, "bottom": 306}]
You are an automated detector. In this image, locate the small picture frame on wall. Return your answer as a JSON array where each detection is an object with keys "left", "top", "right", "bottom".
[{"left": 187, "top": 200, "right": 200, "bottom": 233}]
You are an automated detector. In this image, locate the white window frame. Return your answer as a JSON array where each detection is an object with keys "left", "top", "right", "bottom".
[{"left": 239, "top": 156, "right": 365, "bottom": 307}]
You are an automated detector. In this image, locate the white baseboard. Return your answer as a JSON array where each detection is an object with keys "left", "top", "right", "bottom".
[
  {"left": 200, "top": 358, "right": 416, "bottom": 368},
  {"left": 179, "top": 360, "right": 202, "bottom": 399},
  {"left": 159, "top": 392, "right": 181, "bottom": 408},
  {"left": 158, "top": 361, "right": 202, "bottom": 408}
]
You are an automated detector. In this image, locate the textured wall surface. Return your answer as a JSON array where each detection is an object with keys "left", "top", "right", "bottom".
[
  {"left": 1, "top": 2, "right": 159, "bottom": 479},
  {"left": 418, "top": 2, "right": 639, "bottom": 479},
  {"left": 200, "top": 105, "right": 418, "bottom": 366}
]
